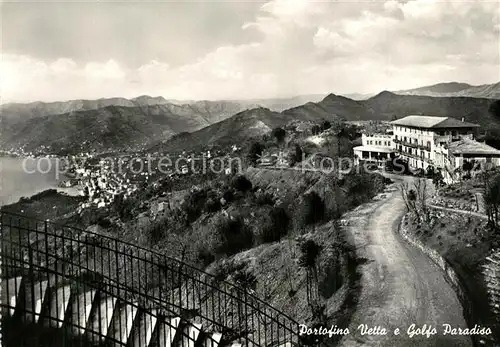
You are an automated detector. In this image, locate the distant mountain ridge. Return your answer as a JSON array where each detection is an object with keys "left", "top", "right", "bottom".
[
  {"left": 0, "top": 104, "right": 211, "bottom": 154},
  {"left": 2, "top": 90, "right": 498, "bottom": 155},
  {"left": 0, "top": 94, "right": 326, "bottom": 120},
  {"left": 152, "top": 91, "right": 499, "bottom": 154},
  {"left": 0, "top": 94, "right": 325, "bottom": 154},
  {"left": 341, "top": 82, "right": 500, "bottom": 100},
  {"left": 392, "top": 82, "right": 500, "bottom": 99}
]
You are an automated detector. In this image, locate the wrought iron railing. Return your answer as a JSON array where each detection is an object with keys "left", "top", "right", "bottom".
[
  {"left": 1, "top": 259, "right": 199, "bottom": 347},
  {"left": 0, "top": 211, "right": 308, "bottom": 346}
]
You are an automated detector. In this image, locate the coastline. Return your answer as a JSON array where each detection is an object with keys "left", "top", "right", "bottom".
[{"left": 0, "top": 156, "right": 79, "bottom": 206}]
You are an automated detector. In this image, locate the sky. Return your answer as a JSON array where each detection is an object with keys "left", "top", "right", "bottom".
[{"left": 1, "top": 0, "right": 499, "bottom": 103}]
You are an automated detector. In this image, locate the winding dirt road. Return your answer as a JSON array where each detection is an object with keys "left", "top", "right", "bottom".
[{"left": 339, "top": 177, "right": 472, "bottom": 347}]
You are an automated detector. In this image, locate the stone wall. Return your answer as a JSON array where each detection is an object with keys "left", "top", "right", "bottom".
[{"left": 482, "top": 251, "right": 500, "bottom": 324}]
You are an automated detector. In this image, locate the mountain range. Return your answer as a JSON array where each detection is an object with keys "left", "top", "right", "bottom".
[
  {"left": 393, "top": 82, "right": 500, "bottom": 99},
  {"left": 344, "top": 82, "right": 500, "bottom": 100},
  {"left": 1, "top": 84, "right": 498, "bottom": 154},
  {"left": 152, "top": 91, "right": 499, "bottom": 153}
]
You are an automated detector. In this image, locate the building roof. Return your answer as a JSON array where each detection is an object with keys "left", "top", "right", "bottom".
[
  {"left": 353, "top": 145, "right": 396, "bottom": 153},
  {"left": 390, "top": 115, "right": 479, "bottom": 129},
  {"left": 448, "top": 138, "right": 500, "bottom": 156}
]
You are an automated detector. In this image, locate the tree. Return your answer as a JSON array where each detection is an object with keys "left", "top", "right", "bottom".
[
  {"left": 483, "top": 172, "right": 500, "bottom": 227},
  {"left": 321, "top": 120, "right": 331, "bottom": 131},
  {"left": 300, "top": 191, "right": 325, "bottom": 226},
  {"left": 246, "top": 142, "right": 264, "bottom": 166},
  {"left": 260, "top": 207, "right": 290, "bottom": 243},
  {"left": 488, "top": 100, "right": 500, "bottom": 119},
  {"left": 215, "top": 216, "right": 254, "bottom": 256},
  {"left": 298, "top": 239, "right": 324, "bottom": 322},
  {"left": 271, "top": 127, "right": 286, "bottom": 144},
  {"left": 426, "top": 166, "right": 445, "bottom": 189},
  {"left": 400, "top": 178, "right": 429, "bottom": 223},
  {"left": 231, "top": 175, "right": 253, "bottom": 192},
  {"left": 288, "top": 144, "right": 303, "bottom": 167},
  {"left": 311, "top": 125, "right": 321, "bottom": 135},
  {"left": 432, "top": 170, "right": 445, "bottom": 189}
]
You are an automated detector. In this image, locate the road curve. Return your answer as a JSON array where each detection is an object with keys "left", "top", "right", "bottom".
[{"left": 339, "top": 177, "right": 472, "bottom": 347}]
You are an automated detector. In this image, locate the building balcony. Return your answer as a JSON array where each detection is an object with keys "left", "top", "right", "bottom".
[
  {"left": 399, "top": 151, "right": 434, "bottom": 165},
  {"left": 394, "top": 138, "right": 431, "bottom": 152},
  {"left": 394, "top": 138, "right": 417, "bottom": 148}
]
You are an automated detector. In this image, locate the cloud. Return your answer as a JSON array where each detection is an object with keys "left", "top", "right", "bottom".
[{"left": 1, "top": 0, "right": 499, "bottom": 103}]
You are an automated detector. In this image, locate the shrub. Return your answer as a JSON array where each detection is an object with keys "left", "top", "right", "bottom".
[
  {"left": 196, "top": 246, "right": 216, "bottom": 268},
  {"left": 298, "top": 239, "right": 322, "bottom": 269},
  {"left": 300, "top": 191, "right": 325, "bottom": 226},
  {"left": 288, "top": 144, "right": 303, "bottom": 167},
  {"left": 233, "top": 268, "right": 257, "bottom": 290},
  {"left": 182, "top": 188, "right": 209, "bottom": 222},
  {"left": 272, "top": 127, "right": 286, "bottom": 143},
  {"left": 97, "top": 217, "right": 112, "bottom": 229},
  {"left": 215, "top": 216, "right": 254, "bottom": 256},
  {"left": 259, "top": 207, "right": 290, "bottom": 243},
  {"left": 247, "top": 142, "right": 264, "bottom": 166},
  {"left": 311, "top": 125, "right": 321, "bottom": 135},
  {"left": 256, "top": 191, "right": 275, "bottom": 206},
  {"left": 113, "top": 195, "right": 139, "bottom": 221},
  {"left": 231, "top": 175, "right": 253, "bottom": 192},
  {"left": 204, "top": 197, "right": 221, "bottom": 213},
  {"left": 321, "top": 120, "right": 331, "bottom": 131}
]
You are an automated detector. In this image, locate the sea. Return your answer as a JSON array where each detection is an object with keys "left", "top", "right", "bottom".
[{"left": 0, "top": 156, "right": 79, "bottom": 206}]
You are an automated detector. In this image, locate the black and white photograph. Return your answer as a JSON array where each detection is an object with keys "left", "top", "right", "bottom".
[{"left": 0, "top": 0, "right": 499, "bottom": 346}]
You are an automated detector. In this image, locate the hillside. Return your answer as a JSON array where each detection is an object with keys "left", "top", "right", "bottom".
[
  {"left": 3, "top": 90, "right": 499, "bottom": 155},
  {"left": 0, "top": 95, "right": 326, "bottom": 154},
  {"left": 393, "top": 82, "right": 500, "bottom": 99},
  {"left": 0, "top": 105, "right": 212, "bottom": 154},
  {"left": 150, "top": 107, "right": 291, "bottom": 153},
  {"left": 152, "top": 92, "right": 499, "bottom": 154},
  {"left": 0, "top": 96, "right": 163, "bottom": 120},
  {"left": 364, "top": 91, "right": 499, "bottom": 130},
  {"left": 0, "top": 94, "right": 325, "bottom": 121}
]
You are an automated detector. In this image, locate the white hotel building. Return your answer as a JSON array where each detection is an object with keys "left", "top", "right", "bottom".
[{"left": 354, "top": 115, "right": 500, "bottom": 182}]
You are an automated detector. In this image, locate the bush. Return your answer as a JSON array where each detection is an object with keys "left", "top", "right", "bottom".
[
  {"left": 97, "top": 217, "right": 112, "bottom": 229},
  {"left": 259, "top": 207, "right": 290, "bottom": 243},
  {"left": 272, "top": 127, "right": 286, "bottom": 143},
  {"left": 196, "top": 246, "right": 216, "bottom": 268},
  {"left": 288, "top": 144, "right": 303, "bottom": 167},
  {"left": 114, "top": 195, "right": 139, "bottom": 221},
  {"left": 204, "top": 197, "right": 221, "bottom": 213},
  {"left": 300, "top": 191, "right": 325, "bottom": 226},
  {"left": 247, "top": 142, "right": 264, "bottom": 166},
  {"left": 233, "top": 268, "right": 257, "bottom": 290},
  {"left": 182, "top": 188, "right": 209, "bottom": 222},
  {"left": 298, "top": 239, "right": 322, "bottom": 269},
  {"left": 256, "top": 191, "right": 275, "bottom": 206},
  {"left": 311, "top": 125, "right": 321, "bottom": 135},
  {"left": 222, "top": 189, "right": 235, "bottom": 203},
  {"left": 215, "top": 216, "right": 254, "bottom": 256},
  {"left": 231, "top": 175, "right": 253, "bottom": 192}
]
